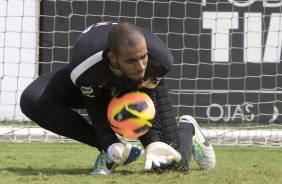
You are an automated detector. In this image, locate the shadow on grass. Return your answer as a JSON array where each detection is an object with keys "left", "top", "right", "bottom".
[
  {"left": 0, "top": 167, "right": 91, "bottom": 176},
  {"left": 1, "top": 167, "right": 192, "bottom": 176},
  {"left": 116, "top": 168, "right": 190, "bottom": 176},
  {"left": 0, "top": 167, "right": 147, "bottom": 176}
]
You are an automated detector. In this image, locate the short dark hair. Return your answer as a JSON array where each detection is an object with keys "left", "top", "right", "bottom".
[{"left": 108, "top": 22, "right": 144, "bottom": 55}]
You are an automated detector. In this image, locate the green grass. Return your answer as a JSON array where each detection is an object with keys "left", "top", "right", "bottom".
[{"left": 0, "top": 142, "right": 282, "bottom": 184}]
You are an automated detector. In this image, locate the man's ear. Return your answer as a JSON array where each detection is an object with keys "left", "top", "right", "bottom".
[{"left": 108, "top": 51, "right": 117, "bottom": 68}]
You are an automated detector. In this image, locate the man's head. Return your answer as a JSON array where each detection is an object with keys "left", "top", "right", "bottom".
[{"left": 107, "top": 22, "right": 148, "bottom": 82}]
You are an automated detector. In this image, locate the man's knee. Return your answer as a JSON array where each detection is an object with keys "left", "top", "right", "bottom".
[
  {"left": 20, "top": 77, "right": 53, "bottom": 122},
  {"left": 20, "top": 87, "right": 41, "bottom": 119}
]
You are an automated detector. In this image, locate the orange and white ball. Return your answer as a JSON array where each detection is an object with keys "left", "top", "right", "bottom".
[{"left": 107, "top": 91, "right": 155, "bottom": 139}]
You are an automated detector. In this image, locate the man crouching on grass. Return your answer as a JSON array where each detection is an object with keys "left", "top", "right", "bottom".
[{"left": 20, "top": 21, "right": 216, "bottom": 174}]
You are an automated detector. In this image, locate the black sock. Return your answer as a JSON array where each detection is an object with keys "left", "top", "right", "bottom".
[{"left": 178, "top": 122, "right": 195, "bottom": 172}]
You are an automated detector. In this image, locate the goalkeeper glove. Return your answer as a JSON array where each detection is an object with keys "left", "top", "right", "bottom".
[
  {"left": 144, "top": 142, "right": 181, "bottom": 170},
  {"left": 107, "top": 142, "right": 144, "bottom": 165}
]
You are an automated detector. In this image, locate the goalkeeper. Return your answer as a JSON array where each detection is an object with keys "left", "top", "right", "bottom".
[{"left": 20, "top": 21, "right": 215, "bottom": 174}]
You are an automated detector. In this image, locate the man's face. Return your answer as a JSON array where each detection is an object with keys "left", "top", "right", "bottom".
[{"left": 109, "top": 36, "right": 148, "bottom": 81}]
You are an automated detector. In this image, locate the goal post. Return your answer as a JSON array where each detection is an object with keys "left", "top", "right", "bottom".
[{"left": 1, "top": 0, "right": 282, "bottom": 146}]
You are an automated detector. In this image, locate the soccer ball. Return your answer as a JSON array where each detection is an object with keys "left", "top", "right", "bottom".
[{"left": 107, "top": 91, "right": 155, "bottom": 139}]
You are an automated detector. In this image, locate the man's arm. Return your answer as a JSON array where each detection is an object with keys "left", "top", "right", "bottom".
[
  {"left": 142, "top": 28, "right": 173, "bottom": 71},
  {"left": 138, "top": 79, "right": 183, "bottom": 171},
  {"left": 138, "top": 29, "right": 178, "bottom": 150},
  {"left": 85, "top": 94, "right": 120, "bottom": 151},
  {"left": 139, "top": 79, "right": 180, "bottom": 151},
  {"left": 155, "top": 79, "right": 180, "bottom": 151}
]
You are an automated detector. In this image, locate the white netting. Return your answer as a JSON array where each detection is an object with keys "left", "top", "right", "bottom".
[{"left": 0, "top": 0, "right": 282, "bottom": 146}]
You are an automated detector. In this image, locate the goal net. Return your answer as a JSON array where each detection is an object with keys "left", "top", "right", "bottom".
[{"left": 1, "top": 0, "right": 282, "bottom": 146}]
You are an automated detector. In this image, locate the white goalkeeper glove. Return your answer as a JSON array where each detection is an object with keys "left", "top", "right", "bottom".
[
  {"left": 144, "top": 142, "right": 181, "bottom": 170},
  {"left": 107, "top": 142, "right": 144, "bottom": 165}
]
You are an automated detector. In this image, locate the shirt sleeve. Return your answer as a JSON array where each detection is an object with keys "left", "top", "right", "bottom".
[
  {"left": 138, "top": 79, "right": 180, "bottom": 151},
  {"left": 85, "top": 93, "right": 120, "bottom": 151},
  {"left": 142, "top": 28, "right": 174, "bottom": 73}
]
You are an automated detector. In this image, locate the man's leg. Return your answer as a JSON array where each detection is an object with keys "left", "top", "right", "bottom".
[
  {"left": 179, "top": 115, "right": 216, "bottom": 171},
  {"left": 178, "top": 119, "right": 194, "bottom": 172},
  {"left": 20, "top": 68, "right": 144, "bottom": 175},
  {"left": 20, "top": 68, "right": 100, "bottom": 148}
]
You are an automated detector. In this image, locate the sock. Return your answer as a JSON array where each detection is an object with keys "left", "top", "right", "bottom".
[{"left": 178, "top": 121, "right": 195, "bottom": 171}]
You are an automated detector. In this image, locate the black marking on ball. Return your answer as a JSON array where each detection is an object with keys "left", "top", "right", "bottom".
[
  {"left": 114, "top": 101, "right": 148, "bottom": 121},
  {"left": 128, "top": 101, "right": 148, "bottom": 112}
]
